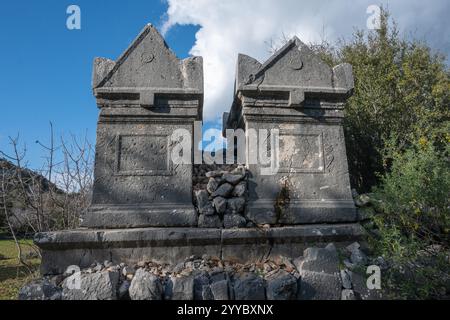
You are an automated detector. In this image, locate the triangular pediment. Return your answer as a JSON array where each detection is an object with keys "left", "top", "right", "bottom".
[
  {"left": 235, "top": 37, "right": 353, "bottom": 95},
  {"left": 92, "top": 24, "right": 203, "bottom": 107},
  {"left": 93, "top": 24, "right": 203, "bottom": 90}
]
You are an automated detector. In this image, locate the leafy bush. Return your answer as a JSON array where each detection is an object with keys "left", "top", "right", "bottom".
[
  {"left": 313, "top": 9, "right": 450, "bottom": 192},
  {"left": 370, "top": 142, "right": 450, "bottom": 299}
]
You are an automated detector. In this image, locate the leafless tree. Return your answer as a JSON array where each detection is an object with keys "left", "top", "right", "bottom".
[
  {"left": 264, "top": 32, "right": 290, "bottom": 54},
  {"left": 264, "top": 28, "right": 338, "bottom": 66},
  {"left": 0, "top": 124, "right": 94, "bottom": 272}
]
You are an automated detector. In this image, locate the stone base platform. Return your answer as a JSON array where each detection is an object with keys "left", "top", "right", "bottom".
[
  {"left": 247, "top": 200, "right": 358, "bottom": 225},
  {"left": 35, "top": 223, "right": 365, "bottom": 275},
  {"left": 82, "top": 204, "right": 198, "bottom": 228}
]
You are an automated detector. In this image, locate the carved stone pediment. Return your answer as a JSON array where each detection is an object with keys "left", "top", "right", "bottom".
[
  {"left": 92, "top": 24, "right": 203, "bottom": 108},
  {"left": 235, "top": 37, "right": 354, "bottom": 107}
]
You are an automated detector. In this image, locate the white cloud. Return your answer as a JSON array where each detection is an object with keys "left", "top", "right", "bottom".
[{"left": 162, "top": 0, "right": 449, "bottom": 123}]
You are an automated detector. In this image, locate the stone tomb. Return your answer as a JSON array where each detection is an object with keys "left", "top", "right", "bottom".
[
  {"left": 224, "top": 37, "right": 358, "bottom": 226},
  {"left": 35, "top": 26, "right": 363, "bottom": 275},
  {"left": 83, "top": 24, "right": 203, "bottom": 228}
]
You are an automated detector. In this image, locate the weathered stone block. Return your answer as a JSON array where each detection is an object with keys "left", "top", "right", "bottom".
[
  {"left": 207, "top": 178, "right": 219, "bottom": 194},
  {"left": 210, "top": 280, "right": 229, "bottom": 300},
  {"left": 193, "top": 271, "right": 210, "bottom": 300},
  {"left": 167, "top": 275, "right": 194, "bottom": 300},
  {"left": 62, "top": 271, "right": 119, "bottom": 300},
  {"left": 129, "top": 269, "right": 163, "bottom": 300},
  {"left": 83, "top": 24, "right": 203, "bottom": 228},
  {"left": 18, "top": 279, "right": 62, "bottom": 300},
  {"left": 340, "top": 269, "right": 353, "bottom": 289},
  {"left": 351, "top": 272, "right": 384, "bottom": 300},
  {"left": 232, "top": 181, "right": 247, "bottom": 197},
  {"left": 265, "top": 270, "right": 298, "bottom": 300},
  {"left": 212, "top": 183, "right": 234, "bottom": 198},
  {"left": 341, "top": 289, "right": 357, "bottom": 300},
  {"left": 223, "top": 173, "right": 244, "bottom": 185},
  {"left": 297, "top": 244, "right": 342, "bottom": 300},
  {"left": 213, "top": 196, "right": 227, "bottom": 214},
  {"left": 232, "top": 272, "right": 266, "bottom": 300},
  {"left": 118, "top": 280, "right": 131, "bottom": 300},
  {"left": 227, "top": 197, "right": 246, "bottom": 214},
  {"left": 35, "top": 224, "right": 365, "bottom": 275},
  {"left": 225, "top": 37, "right": 357, "bottom": 226},
  {"left": 299, "top": 247, "right": 339, "bottom": 274},
  {"left": 298, "top": 271, "right": 341, "bottom": 300}
]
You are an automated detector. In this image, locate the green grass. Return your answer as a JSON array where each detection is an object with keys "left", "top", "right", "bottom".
[{"left": 0, "top": 238, "right": 40, "bottom": 300}]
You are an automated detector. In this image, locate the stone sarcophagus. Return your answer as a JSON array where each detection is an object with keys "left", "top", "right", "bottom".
[
  {"left": 224, "top": 37, "right": 357, "bottom": 225},
  {"left": 82, "top": 24, "right": 203, "bottom": 228},
  {"left": 34, "top": 28, "right": 364, "bottom": 275}
]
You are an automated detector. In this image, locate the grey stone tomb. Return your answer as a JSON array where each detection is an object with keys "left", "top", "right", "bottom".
[
  {"left": 224, "top": 37, "right": 358, "bottom": 226},
  {"left": 34, "top": 28, "right": 363, "bottom": 275},
  {"left": 83, "top": 24, "right": 203, "bottom": 228}
]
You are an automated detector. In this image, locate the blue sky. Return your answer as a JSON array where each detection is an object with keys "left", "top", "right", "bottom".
[
  {"left": 1, "top": 0, "right": 449, "bottom": 170},
  {"left": 0, "top": 1, "right": 201, "bottom": 169}
]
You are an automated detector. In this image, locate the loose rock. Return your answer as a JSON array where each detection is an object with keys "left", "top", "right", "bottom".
[
  {"left": 355, "top": 194, "right": 371, "bottom": 207},
  {"left": 346, "top": 242, "right": 361, "bottom": 254},
  {"left": 195, "top": 190, "right": 209, "bottom": 209},
  {"left": 118, "top": 280, "right": 131, "bottom": 300},
  {"left": 340, "top": 269, "right": 352, "bottom": 289},
  {"left": 341, "top": 289, "right": 357, "bottom": 300},
  {"left": 206, "top": 170, "right": 222, "bottom": 178},
  {"left": 299, "top": 271, "right": 341, "bottom": 300},
  {"left": 297, "top": 245, "right": 341, "bottom": 300},
  {"left": 231, "top": 166, "right": 246, "bottom": 176},
  {"left": 227, "top": 197, "right": 246, "bottom": 214},
  {"left": 210, "top": 280, "right": 229, "bottom": 300},
  {"left": 232, "top": 181, "right": 247, "bottom": 197},
  {"left": 212, "top": 183, "right": 234, "bottom": 198},
  {"left": 193, "top": 271, "right": 210, "bottom": 300},
  {"left": 233, "top": 272, "right": 265, "bottom": 300},
  {"left": 298, "top": 247, "right": 339, "bottom": 274},
  {"left": 62, "top": 270, "right": 119, "bottom": 300},
  {"left": 206, "top": 178, "right": 219, "bottom": 194},
  {"left": 168, "top": 275, "right": 194, "bottom": 300},
  {"left": 213, "top": 196, "right": 227, "bottom": 214},
  {"left": 129, "top": 269, "right": 163, "bottom": 300},
  {"left": 19, "top": 279, "right": 62, "bottom": 300},
  {"left": 223, "top": 173, "right": 244, "bottom": 185},
  {"left": 122, "top": 266, "right": 135, "bottom": 277},
  {"left": 266, "top": 270, "right": 298, "bottom": 300},
  {"left": 351, "top": 272, "right": 383, "bottom": 300},
  {"left": 350, "top": 249, "right": 368, "bottom": 266}
]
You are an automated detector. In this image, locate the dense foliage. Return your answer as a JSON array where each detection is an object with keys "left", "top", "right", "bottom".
[
  {"left": 315, "top": 10, "right": 449, "bottom": 192},
  {"left": 322, "top": 10, "right": 450, "bottom": 299},
  {"left": 370, "top": 142, "right": 449, "bottom": 299}
]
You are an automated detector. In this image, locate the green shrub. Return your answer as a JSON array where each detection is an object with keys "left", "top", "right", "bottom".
[
  {"left": 370, "top": 143, "right": 450, "bottom": 299},
  {"left": 313, "top": 9, "right": 450, "bottom": 192}
]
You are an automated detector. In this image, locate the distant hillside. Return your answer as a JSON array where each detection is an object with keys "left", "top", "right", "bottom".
[
  {"left": 0, "top": 158, "right": 61, "bottom": 194},
  {"left": 0, "top": 158, "right": 66, "bottom": 233}
]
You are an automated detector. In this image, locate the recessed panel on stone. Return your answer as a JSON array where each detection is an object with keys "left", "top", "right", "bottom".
[
  {"left": 278, "top": 132, "right": 324, "bottom": 173},
  {"left": 115, "top": 134, "right": 172, "bottom": 176}
]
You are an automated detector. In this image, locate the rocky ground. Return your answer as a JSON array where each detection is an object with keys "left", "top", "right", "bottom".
[{"left": 19, "top": 241, "right": 386, "bottom": 300}]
